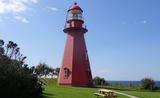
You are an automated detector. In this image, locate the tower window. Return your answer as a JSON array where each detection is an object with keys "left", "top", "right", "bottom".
[
  {"left": 64, "top": 68, "right": 69, "bottom": 79},
  {"left": 71, "top": 21, "right": 74, "bottom": 27}
]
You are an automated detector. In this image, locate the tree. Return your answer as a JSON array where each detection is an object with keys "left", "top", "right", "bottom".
[
  {"left": 0, "top": 40, "right": 42, "bottom": 98},
  {"left": 140, "top": 78, "right": 155, "bottom": 91},
  {"left": 0, "top": 40, "right": 5, "bottom": 55},
  {"left": 93, "top": 76, "right": 106, "bottom": 85},
  {"left": 48, "top": 67, "right": 55, "bottom": 76},
  {"left": 35, "top": 63, "right": 57, "bottom": 78},
  {"left": 55, "top": 67, "right": 60, "bottom": 76},
  {"left": 35, "top": 63, "right": 51, "bottom": 77}
]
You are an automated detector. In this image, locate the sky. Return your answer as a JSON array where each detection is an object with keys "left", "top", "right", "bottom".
[{"left": 0, "top": 0, "right": 160, "bottom": 81}]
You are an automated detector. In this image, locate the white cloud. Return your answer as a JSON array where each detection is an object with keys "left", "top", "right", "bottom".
[
  {"left": 121, "top": 19, "right": 148, "bottom": 25},
  {"left": 0, "top": 0, "right": 38, "bottom": 23},
  {"left": 47, "top": 7, "right": 58, "bottom": 11},
  {"left": 21, "top": 18, "right": 29, "bottom": 23},
  {"left": 30, "top": 0, "right": 38, "bottom": 4},
  {"left": 15, "top": 16, "right": 29, "bottom": 23},
  {"left": 0, "top": 0, "right": 38, "bottom": 14}
]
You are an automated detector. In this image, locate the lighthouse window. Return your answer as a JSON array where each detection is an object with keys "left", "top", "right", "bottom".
[
  {"left": 73, "top": 14, "right": 78, "bottom": 19},
  {"left": 64, "top": 68, "right": 69, "bottom": 79},
  {"left": 68, "top": 10, "right": 83, "bottom": 20},
  {"left": 70, "top": 10, "right": 81, "bottom": 14},
  {"left": 78, "top": 14, "right": 83, "bottom": 20},
  {"left": 69, "top": 14, "right": 74, "bottom": 20},
  {"left": 71, "top": 21, "right": 74, "bottom": 27}
]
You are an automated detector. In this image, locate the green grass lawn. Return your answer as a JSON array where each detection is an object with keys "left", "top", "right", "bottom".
[
  {"left": 43, "top": 78, "right": 160, "bottom": 98},
  {"left": 104, "top": 85, "right": 160, "bottom": 98},
  {"left": 43, "top": 78, "right": 129, "bottom": 98},
  {"left": 119, "top": 90, "right": 160, "bottom": 98}
]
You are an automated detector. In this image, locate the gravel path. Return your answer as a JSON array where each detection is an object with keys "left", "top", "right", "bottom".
[{"left": 113, "top": 91, "right": 139, "bottom": 98}]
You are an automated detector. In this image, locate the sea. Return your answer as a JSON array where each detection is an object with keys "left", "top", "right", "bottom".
[{"left": 107, "top": 81, "right": 160, "bottom": 87}]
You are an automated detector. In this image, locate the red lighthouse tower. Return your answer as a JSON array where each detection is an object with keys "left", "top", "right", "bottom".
[{"left": 58, "top": 3, "right": 93, "bottom": 86}]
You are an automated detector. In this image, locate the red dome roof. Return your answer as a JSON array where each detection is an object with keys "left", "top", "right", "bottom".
[{"left": 68, "top": 2, "right": 83, "bottom": 12}]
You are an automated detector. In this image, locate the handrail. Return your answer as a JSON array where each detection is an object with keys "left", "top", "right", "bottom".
[{"left": 64, "top": 23, "right": 87, "bottom": 29}]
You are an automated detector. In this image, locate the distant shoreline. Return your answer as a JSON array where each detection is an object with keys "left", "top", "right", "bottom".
[{"left": 107, "top": 81, "right": 160, "bottom": 87}]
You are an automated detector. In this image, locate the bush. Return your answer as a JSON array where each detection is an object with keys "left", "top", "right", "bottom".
[
  {"left": 0, "top": 40, "right": 42, "bottom": 98},
  {"left": 140, "top": 78, "right": 155, "bottom": 91},
  {"left": 93, "top": 76, "right": 106, "bottom": 85}
]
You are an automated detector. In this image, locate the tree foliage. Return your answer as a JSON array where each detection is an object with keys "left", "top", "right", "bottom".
[
  {"left": 93, "top": 76, "right": 106, "bottom": 85},
  {"left": 0, "top": 40, "right": 42, "bottom": 98},
  {"left": 35, "top": 63, "right": 56, "bottom": 78},
  {"left": 140, "top": 78, "right": 155, "bottom": 91},
  {"left": 55, "top": 67, "right": 60, "bottom": 75},
  {"left": 34, "top": 62, "right": 60, "bottom": 78}
]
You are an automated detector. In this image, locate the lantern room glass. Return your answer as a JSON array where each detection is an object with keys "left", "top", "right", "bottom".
[{"left": 68, "top": 9, "right": 83, "bottom": 21}]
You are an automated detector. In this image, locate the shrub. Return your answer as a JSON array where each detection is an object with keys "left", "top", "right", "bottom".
[
  {"left": 0, "top": 40, "right": 42, "bottom": 98},
  {"left": 140, "top": 78, "right": 155, "bottom": 91},
  {"left": 93, "top": 76, "right": 106, "bottom": 85}
]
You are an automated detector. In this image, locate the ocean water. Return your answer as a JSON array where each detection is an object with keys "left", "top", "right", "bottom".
[{"left": 107, "top": 81, "right": 160, "bottom": 87}]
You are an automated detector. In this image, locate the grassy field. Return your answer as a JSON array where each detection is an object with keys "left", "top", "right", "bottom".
[
  {"left": 120, "top": 90, "right": 160, "bottom": 98},
  {"left": 105, "top": 85, "right": 160, "bottom": 98},
  {"left": 43, "top": 78, "right": 160, "bottom": 98},
  {"left": 43, "top": 78, "right": 129, "bottom": 98}
]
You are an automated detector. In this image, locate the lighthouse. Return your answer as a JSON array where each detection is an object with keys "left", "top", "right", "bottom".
[{"left": 58, "top": 3, "right": 93, "bottom": 86}]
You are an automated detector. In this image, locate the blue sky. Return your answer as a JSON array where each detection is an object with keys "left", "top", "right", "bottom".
[{"left": 0, "top": 0, "right": 160, "bottom": 81}]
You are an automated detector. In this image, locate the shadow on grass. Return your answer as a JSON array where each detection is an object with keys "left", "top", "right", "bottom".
[{"left": 42, "top": 92, "right": 54, "bottom": 98}]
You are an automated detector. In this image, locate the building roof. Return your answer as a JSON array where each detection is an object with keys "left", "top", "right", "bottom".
[{"left": 68, "top": 2, "right": 83, "bottom": 12}]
